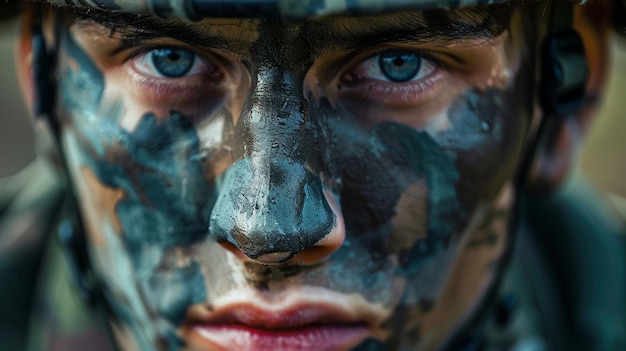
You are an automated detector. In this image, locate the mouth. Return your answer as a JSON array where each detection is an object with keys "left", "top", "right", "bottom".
[{"left": 179, "top": 289, "right": 386, "bottom": 351}]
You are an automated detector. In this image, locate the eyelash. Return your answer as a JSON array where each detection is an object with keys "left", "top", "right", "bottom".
[
  {"left": 363, "top": 47, "right": 443, "bottom": 70},
  {"left": 124, "top": 43, "right": 448, "bottom": 107},
  {"left": 338, "top": 48, "right": 448, "bottom": 106},
  {"left": 131, "top": 46, "right": 211, "bottom": 75},
  {"left": 125, "top": 45, "right": 225, "bottom": 99}
]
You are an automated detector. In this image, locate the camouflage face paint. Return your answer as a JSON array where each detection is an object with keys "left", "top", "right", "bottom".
[
  {"left": 208, "top": 22, "right": 338, "bottom": 262},
  {"left": 55, "top": 5, "right": 534, "bottom": 350},
  {"left": 58, "top": 22, "right": 214, "bottom": 349}
]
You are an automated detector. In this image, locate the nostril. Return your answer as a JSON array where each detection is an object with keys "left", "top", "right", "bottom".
[
  {"left": 210, "top": 160, "right": 345, "bottom": 266},
  {"left": 254, "top": 252, "right": 293, "bottom": 264}
]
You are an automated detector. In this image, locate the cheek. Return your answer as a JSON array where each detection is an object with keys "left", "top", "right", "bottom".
[
  {"left": 317, "top": 110, "right": 462, "bottom": 277},
  {"left": 58, "top": 31, "right": 221, "bottom": 283},
  {"left": 58, "top": 32, "right": 220, "bottom": 338},
  {"left": 313, "top": 54, "right": 533, "bottom": 302},
  {"left": 106, "top": 69, "right": 230, "bottom": 131},
  {"left": 434, "top": 76, "right": 533, "bottom": 212}
]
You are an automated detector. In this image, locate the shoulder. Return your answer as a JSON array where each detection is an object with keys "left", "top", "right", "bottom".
[
  {"left": 502, "top": 171, "right": 626, "bottom": 350},
  {"left": 608, "top": 193, "right": 626, "bottom": 229},
  {"left": 0, "top": 160, "right": 64, "bottom": 251},
  {"left": 0, "top": 160, "right": 64, "bottom": 351}
]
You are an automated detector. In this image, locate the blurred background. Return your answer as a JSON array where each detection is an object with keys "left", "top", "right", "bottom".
[{"left": 0, "top": 5, "right": 625, "bottom": 199}]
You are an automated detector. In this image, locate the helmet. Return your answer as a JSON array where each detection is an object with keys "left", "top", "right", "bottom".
[
  {"left": 0, "top": 0, "right": 617, "bottom": 22},
  {"left": 12, "top": 1, "right": 624, "bottom": 351},
  {"left": 46, "top": 0, "right": 516, "bottom": 19}
]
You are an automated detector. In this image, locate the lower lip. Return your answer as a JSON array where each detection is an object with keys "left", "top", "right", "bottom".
[{"left": 191, "top": 324, "right": 370, "bottom": 351}]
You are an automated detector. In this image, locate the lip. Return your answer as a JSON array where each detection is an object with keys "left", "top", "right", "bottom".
[
  {"left": 190, "top": 323, "right": 369, "bottom": 351},
  {"left": 179, "top": 288, "right": 387, "bottom": 351}
]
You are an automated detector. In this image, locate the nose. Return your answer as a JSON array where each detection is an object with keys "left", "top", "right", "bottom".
[
  {"left": 208, "top": 66, "right": 344, "bottom": 265},
  {"left": 209, "top": 159, "right": 344, "bottom": 265}
]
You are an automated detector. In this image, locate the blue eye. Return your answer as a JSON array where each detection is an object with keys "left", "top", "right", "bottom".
[
  {"left": 133, "top": 47, "right": 214, "bottom": 79},
  {"left": 378, "top": 51, "right": 421, "bottom": 82},
  {"left": 350, "top": 50, "right": 434, "bottom": 84},
  {"left": 151, "top": 48, "right": 196, "bottom": 78}
]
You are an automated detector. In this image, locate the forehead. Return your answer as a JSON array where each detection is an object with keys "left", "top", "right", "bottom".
[{"left": 50, "top": 0, "right": 514, "bottom": 20}]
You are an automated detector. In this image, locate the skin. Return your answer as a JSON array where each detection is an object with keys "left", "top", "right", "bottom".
[{"left": 22, "top": 4, "right": 546, "bottom": 351}]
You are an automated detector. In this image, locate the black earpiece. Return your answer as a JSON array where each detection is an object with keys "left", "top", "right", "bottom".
[
  {"left": 540, "top": 0, "right": 589, "bottom": 118},
  {"left": 540, "top": 30, "right": 588, "bottom": 116}
]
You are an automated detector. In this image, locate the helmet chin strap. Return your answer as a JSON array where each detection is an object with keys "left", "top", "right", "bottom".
[
  {"left": 516, "top": 0, "right": 589, "bottom": 193},
  {"left": 444, "top": 1, "right": 590, "bottom": 350},
  {"left": 31, "top": 6, "right": 103, "bottom": 307},
  {"left": 31, "top": 9, "right": 122, "bottom": 349}
]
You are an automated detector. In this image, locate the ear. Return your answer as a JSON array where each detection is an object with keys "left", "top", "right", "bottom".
[
  {"left": 15, "top": 3, "right": 37, "bottom": 117},
  {"left": 528, "top": 1, "right": 612, "bottom": 193},
  {"left": 15, "top": 4, "right": 64, "bottom": 170}
]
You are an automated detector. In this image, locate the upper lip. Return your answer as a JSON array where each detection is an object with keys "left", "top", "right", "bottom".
[{"left": 182, "top": 288, "right": 388, "bottom": 330}]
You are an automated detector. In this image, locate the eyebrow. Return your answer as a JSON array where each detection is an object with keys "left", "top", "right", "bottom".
[
  {"left": 73, "top": 12, "right": 251, "bottom": 53},
  {"left": 303, "top": 6, "right": 513, "bottom": 52},
  {"left": 70, "top": 5, "right": 513, "bottom": 54}
]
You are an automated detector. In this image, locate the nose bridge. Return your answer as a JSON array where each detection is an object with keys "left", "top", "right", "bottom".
[
  {"left": 209, "top": 61, "right": 338, "bottom": 263},
  {"left": 247, "top": 65, "right": 306, "bottom": 160}
]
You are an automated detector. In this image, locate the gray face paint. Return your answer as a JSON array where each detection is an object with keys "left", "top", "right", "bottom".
[{"left": 55, "top": 6, "right": 535, "bottom": 351}]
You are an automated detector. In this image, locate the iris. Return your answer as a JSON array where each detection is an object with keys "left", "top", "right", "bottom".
[
  {"left": 151, "top": 48, "right": 196, "bottom": 78},
  {"left": 379, "top": 51, "right": 421, "bottom": 82}
]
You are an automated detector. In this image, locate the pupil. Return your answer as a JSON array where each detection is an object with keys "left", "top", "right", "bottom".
[
  {"left": 152, "top": 48, "right": 195, "bottom": 78},
  {"left": 379, "top": 51, "right": 420, "bottom": 82}
]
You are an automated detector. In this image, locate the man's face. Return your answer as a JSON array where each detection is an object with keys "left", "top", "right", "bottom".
[{"left": 54, "top": 4, "right": 534, "bottom": 350}]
